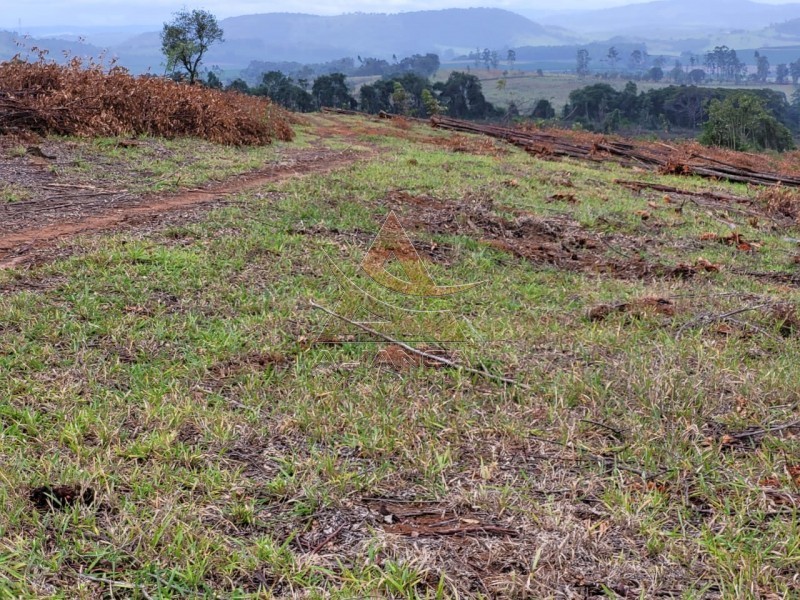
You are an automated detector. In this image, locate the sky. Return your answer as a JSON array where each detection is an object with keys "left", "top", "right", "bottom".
[{"left": 2, "top": 0, "right": 799, "bottom": 29}]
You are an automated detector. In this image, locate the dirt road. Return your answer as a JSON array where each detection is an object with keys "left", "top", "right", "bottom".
[{"left": 0, "top": 146, "right": 368, "bottom": 268}]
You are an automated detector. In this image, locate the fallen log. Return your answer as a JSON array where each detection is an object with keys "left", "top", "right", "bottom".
[
  {"left": 614, "top": 180, "right": 752, "bottom": 204},
  {"left": 430, "top": 116, "right": 800, "bottom": 189}
]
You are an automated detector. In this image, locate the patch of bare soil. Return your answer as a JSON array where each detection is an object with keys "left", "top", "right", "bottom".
[
  {"left": 30, "top": 484, "right": 96, "bottom": 512},
  {"left": 386, "top": 191, "right": 695, "bottom": 281},
  {"left": 208, "top": 351, "right": 291, "bottom": 382},
  {"left": 374, "top": 344, "right": 454, "bottom": 369},
  {"left": 587, "top": 297, "right": 677, "bottom": 322},
  {"left": 0, "top": 146, "right": 371, "bottom": 268}
]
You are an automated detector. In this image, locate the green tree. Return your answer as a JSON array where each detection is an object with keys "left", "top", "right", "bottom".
[
  {"left": 688, "top": 69, "right": 706, "bottom": 84},
  {"left": 482, "top": 48, "right": 492, "bottom": 70},
  {"left": 359, "top": 73, "right": 433, "bottom": 116},
  {"left": 755, "top": 51, "right": 770, "bottom": 83},
  {"left": 629, "top": 49, "right": 644, "bottom": 71},
  {"left": 359, "top": 84, "right": 383, "bottom": 114},
  {"left": 161, "top": 9, "right": 224, "bottom": 84},
  {"left": 566, "top": 83, "right": 619, "bottom": 122},
  {"left": 312, "top": 73, "right": 356, "bottom": 110},
  {"left": 576, "top": 49, "right": 591, "bottom": 77},
  {"left": 506, "top": 49, "right": 516, "bottom": 70},
  {"left": 604, "top": 108, "right": 623, "bottom": 133},
  {"left": 791, "top": 59, "right": 800, "bottom": 85},
  {"left": 607, "top": 46, "right": 620, "bottom": 71},
  {"left": 396, "top": 53, "right": 440, "bottom": 78},
  {"left": 705, "top": 46, "right": 745, "bottom": 83},
  {"left": 225, "top": 78, "right": 250, "bottom": 94},
  {"left": 777, "top": 63, "right": 790, "bottom": 84},
  {"left": 531, "top": 99, "right": 555, "bottom": 120},
  {"left": 670, "top": 65, "right": 686, "bottom": 83},
  {"left": 391, "top": 82, "right": 410, "bottom": 115},
  {"left": 700, "top": 94, "right": 794, "bottom": 152},
  {"left": 256, "top": 71, "right": 314, "bottom": 112},
  {"left": 648, "top": 66, "right": 664, "bottom": 82},
  {"left": 434, "top": 71, "right": 497, "bottom": 119},
  {"left": 421, "top": 89, "right": 442, "bottom": 116},
  {"left": 205, "top": 71, "right": 223, "bottom": 89}
]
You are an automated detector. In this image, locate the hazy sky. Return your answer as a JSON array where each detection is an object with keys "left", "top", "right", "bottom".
[{"left": 2, "top": 0, "right": 799, "bottom": 29}]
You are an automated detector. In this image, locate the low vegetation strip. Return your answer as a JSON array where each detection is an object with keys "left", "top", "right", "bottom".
[{"left": 0, "top": 58, "right": 295, "bottom": 145}]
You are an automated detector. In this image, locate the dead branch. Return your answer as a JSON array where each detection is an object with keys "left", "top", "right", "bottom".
[
  {"left": 309, "top": 300, "right": 527, "bottom": 389},
  {"left": 732, "top": 420, "right": 800, "bottom": 440},
  {"left": 309, "top": 523, "right": 346, "bottom": 553},
  {"left": 676, "top": 303, "right": 774, "bottom": 338}
]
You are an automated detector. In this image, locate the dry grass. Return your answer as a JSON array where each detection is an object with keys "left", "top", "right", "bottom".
[
  {"left": 0, "top": 57, "right": 294, "bottom": 145},
  {"left": 758, "top": 185, "right": 800, "bottom": 221}
]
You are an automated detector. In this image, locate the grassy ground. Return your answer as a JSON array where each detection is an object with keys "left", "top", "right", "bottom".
[{"left": 1, "top": 114, "right": 800, "bottom": 598}]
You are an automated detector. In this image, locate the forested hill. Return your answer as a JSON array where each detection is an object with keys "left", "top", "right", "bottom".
[
  {"left": 3, "top": 8, "right": 573, "bottom": 72},
  {"left": 209, "top": 9, "right": 572, "bottom": 62}
]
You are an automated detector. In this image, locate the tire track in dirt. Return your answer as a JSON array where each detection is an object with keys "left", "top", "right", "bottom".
[{"left": 0, "top": 147, "right": 372, "bottom": 268}]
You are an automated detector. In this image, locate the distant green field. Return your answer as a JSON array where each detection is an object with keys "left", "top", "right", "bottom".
[{"left": 436, "top": 69, "right": 798, "bottom": 115}]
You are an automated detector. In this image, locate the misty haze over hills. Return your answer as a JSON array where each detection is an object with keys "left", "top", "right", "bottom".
[
  {"left": 4, "top": 1, "right": 800, "bottom": 74},
  {"left": 537, "top": 0, "right": 800, "bottom": 35},
  {"left": 107, "top": 8, "right": 575, "bottom": 72}
]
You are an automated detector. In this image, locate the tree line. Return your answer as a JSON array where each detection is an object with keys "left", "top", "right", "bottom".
[
  {"left": 575, "top": 44, "right": 800, "bottom": 85},
  {"left": 560, "top": 82, "right": 797, "bottom": 151},
  {"left": 212, "top": 70, "right": 501, "bottom": 120}
]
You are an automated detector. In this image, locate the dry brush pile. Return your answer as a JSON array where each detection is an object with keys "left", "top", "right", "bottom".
[{"left": 0, "top": 58, "right": 294, "bottom": 145}]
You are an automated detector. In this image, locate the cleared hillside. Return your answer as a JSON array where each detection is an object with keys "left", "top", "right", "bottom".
[{"left": 1, "top": 109, "right": 800, "bottom": 597}]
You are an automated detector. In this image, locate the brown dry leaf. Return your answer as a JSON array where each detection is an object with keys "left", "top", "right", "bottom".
[
  {"left": 695, "top": 257, "right": 722, "bottom": 272},
  {"left": 720, "top": 232, "right": 760, "bottom": 252},
  {"left": 735, "top": 395, "right": 749, "bottom": 415},
  {"left": 547, "top": 192, "right": 577, "bottom": 203},
  {"left": 587, "top": 304, "right": 618, "bottom": 321},
  {"left": 788, "top": 465, "right": 800, "bottom": 485},
  {"left": 634, "top": 210, "right": 651, "bottom": 220},
  {"left": 700, "top": 232, "right": 719, "bottom": 241}
]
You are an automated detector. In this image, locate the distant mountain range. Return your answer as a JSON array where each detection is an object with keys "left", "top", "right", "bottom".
[
  {"left": 2, "top": 8, "right": 575, "bottom": 73},
  {"left": 0, "top": 30, "right": 103, "bottom": 63},
  {"left": 538, "top": 0, "right": 800, "bottom": 36},
  {"left": 4, "top": 2, "right": 800, "bottom": 76}
]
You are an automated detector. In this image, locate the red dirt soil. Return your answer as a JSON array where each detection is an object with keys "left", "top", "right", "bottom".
[{"left": 0, "top": 147, "right": 368, "bottom": 268}]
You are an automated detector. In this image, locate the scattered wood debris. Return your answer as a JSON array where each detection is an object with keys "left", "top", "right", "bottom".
[{"left": 431, "top": 116, "right": 800, "bottom": 188}]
